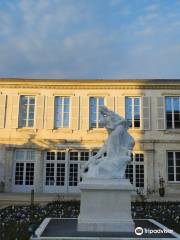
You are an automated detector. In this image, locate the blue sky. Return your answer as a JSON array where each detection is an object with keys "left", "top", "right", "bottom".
[{"left": 0, "top": 0, "right": 180, "bottom": 79}]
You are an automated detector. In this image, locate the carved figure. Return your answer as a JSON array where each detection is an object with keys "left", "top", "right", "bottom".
[{"left": 82, "top": 106, "right": 135, "bottom": 179}]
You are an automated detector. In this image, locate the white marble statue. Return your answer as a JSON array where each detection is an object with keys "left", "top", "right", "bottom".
[{"left": 82, "top": 106, "right": 135, "bottom": 179}]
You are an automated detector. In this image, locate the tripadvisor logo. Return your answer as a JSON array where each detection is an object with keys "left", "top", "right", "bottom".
[
  {"left": 135, "top": 226, "right": 173, "bottom": 235},
  {"left": 135, "top": 227, "right": 143, "bottom": 236}
]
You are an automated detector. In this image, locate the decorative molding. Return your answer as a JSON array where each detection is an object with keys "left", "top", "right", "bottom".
[
  {"left": 1, "top": 79, "right": 180, "bottom": 90},
  {"left": 87, "top": 93, "right": 110, "bottom": 96},
  {"left": 121, "top": 93, "right": 145, "bottom": 96},
  {"left": 53, "top": 93, "right": 75, "bottom": 96},
  {"left": 161, "top": 92, "right": 180, "bottom": 96},
  {"left": 1, "top": 84, "right": 180, "bottom": 90},
  {"left": 18, "top": 92, "right": 40, "bottom": 95}
]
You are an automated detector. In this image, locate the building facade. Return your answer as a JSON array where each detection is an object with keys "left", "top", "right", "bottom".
[{"left": 0, "top": 78, "right": 180, "bottom": 196}]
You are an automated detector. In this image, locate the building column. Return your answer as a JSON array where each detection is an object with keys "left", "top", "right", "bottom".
[
  {"left": 34, "top": 150, "right": 44, "bottom": 193},
  {"left": 4, "top": 148, "right": 14, "bottom": 192},
  {"left": 0, "top": 146, "right": 5, "bottom": 192},
  {"left": 146, "top": 150, "right": 155, "bottom": 193}
]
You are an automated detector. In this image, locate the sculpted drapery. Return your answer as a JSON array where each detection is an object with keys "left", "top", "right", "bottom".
[{"left": 82, "top": 106, "right": 135, "bottom": 179}]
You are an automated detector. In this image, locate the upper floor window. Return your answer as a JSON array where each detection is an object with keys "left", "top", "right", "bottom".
[
  {"left": 165, "top": 97, "right": 180, "bottom": 129},
  {"left": 55, "top": 97, "right": 70, "bottom": 128},
  {"left": 19, "top": 96, "right": 35, "bottom": 128},
  {"left": 89, "top": 97, "right": 104, "bottom": 128},
  {"left": 125, "top": 97, "right": 141, "bottom": 128},
  {"left": 167, "top": 151, "right": 180, "bottom": 182}
]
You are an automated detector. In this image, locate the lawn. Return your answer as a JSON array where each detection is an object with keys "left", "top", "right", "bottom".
[{"left": 0, "top": 201, "right": 179, "bottom": 240}]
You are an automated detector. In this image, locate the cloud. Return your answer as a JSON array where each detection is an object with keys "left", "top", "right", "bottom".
[
  {"left": 135, "top": 27, "right": 155, "bottom": 37},
  {"left": 0, "top": 0, "right": 180, "bottom": 78},
  {"left": 109, "top": 0, "right": 123, "bottom": 6},
  {"left": 145, "top": 4, "right": 159, "bottom": 12}
]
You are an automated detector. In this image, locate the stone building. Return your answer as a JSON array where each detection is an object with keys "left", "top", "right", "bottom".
[{"left": 0, "top": 78, "right": 180, "bottom": 196}]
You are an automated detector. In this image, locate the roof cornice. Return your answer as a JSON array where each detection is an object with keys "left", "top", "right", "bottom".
[{"left": 0, "top": 78, "right": 180, "bottom": 89}]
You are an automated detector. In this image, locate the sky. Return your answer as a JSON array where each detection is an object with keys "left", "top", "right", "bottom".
[{"left": 0, "top": 0, "right": 180, "bottom": 79}]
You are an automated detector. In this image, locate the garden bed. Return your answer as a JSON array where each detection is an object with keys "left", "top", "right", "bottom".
[{"left": 0, "top": 201, "right": 179, "bottom": 240}]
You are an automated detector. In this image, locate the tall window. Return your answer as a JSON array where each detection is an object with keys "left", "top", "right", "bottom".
[
  {"left": 19, "top": 96, "right": 35, "bottom": 127},
  {"left": 125, "top": 153, "right": 144, "bottom": 188},
  {"left": 125, "top": 97, "right": 140, "bottom": 128},
  {"left": 168, "top": 152, "right": 180, "bottom": 182},
  {"left": 69, "top": 151, "right": 89, "bottom": 186},
  {"left": 165, "top": 97, "right": 180, "bottom": 129},
  {"left": 89, "top": 97, "right": 104, "bottom": 128},
  {"left": 45, "top": 151, "right": 66, "bottom": 186},
  {"left": 44, "top": 150, "right": 90, "bottom": 189},
  {"left": 14, "top": 150, "right": 36, "bottom": 187},
  {"left": 55, "top": 97, "right": 70, "bottom": 128}
]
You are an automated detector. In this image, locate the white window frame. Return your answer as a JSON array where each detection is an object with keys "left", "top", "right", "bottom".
[
  {"left": 43, "top": 150, "right": 67, "bottom": 193},
  {"left": 125, "top": 152, "right": 145, "bottom": 190},
  {"left": 68, "top": 150, "right": 90, "bottom": 192},
  {"left": 18, "top": 95, "right": 36, "bottom": 128},
  {"left": 54, "top": 96, "right": 71, "bottom": 128},
  {"left": 165, "top": 96, "right": 180, "bottom": 129},
  {"left": 12, "top": 149, "right": 36, "bottom": 192},
  {"left": 43, "top": 150, "right": 91, "bottom": 193},
  {"left": 167, "top": 151, "right": 180, "bottom": 183},
  {"left": 125, "top": 96, "right": 142, "bottom": 129},
  {"left": 89, "top": 96, "right": 105, "bottom": 129}
]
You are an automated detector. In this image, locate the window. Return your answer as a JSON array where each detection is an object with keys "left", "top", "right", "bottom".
[
  {"left": 89, "top": 97, "right": 104, "bottom": 128},
  {"left": 44, "top": 150, "right": 90, "bottom": 191},
  {"left": 165, "top": 97, "right": 180, "bottom": 129},
  {"left": 14, "top": 150, "right": 36, "bottom": 187},
  {"left": 45, "top": 151, "right": 66, "bottom": 186},
  {"left": 168, "top": 152, "right": 180, "bottom": 182},
  {"left": 125, "top": 97, "right": 141, "bottom": 128},
  {"left": 69, "top": 151, "right": 90, "bottom": 186},
  {"left": 125, "top": 153, "right": 144, "bottom": 188},
  {"left": 55, "top": 97, "right": 70, "bottom": 128},
  {"left": 19, "top": 96, "right": 35, "bottom": 127}
]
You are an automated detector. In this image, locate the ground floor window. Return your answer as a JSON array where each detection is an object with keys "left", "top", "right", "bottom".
[
  {"left": 44, "top": 150, "right": 90, "bottom": 192},
  {"left": 12, "top": 149, "right": 146, "bottom": 193},
  {"left": 125, "top": 153, "right": 144, "bottom": 188},
  {"left": 45, "top": 151, "right": 66, "bottom": 187},
  {"left": 167, "top": 151, "right": 180, "bottom": 182},
  {"left": 13, "top": 150, "right": 36, "bottom": 192}
]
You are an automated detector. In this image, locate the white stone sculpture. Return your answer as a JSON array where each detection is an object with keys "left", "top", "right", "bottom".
[{"left": 82, "top": 106, "right": 135, "bottom": 179}]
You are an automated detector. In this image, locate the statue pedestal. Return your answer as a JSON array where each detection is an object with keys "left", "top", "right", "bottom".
[{"left": 78, "top": 178, "right": 135, "bottom": 232}]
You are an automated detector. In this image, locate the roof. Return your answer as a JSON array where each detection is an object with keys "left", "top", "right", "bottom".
[
  {"left": 0, "top": 78, "right": 180, "bottom": 83},
  {"left": 0, "top": 78, "right": 180, "bottom": 89}
]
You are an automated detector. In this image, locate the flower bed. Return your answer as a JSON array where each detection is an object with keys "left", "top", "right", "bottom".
[{"left": 0, "top": 201, "right": 179, "bottom": 240}]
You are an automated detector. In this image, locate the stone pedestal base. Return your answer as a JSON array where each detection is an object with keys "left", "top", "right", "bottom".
[{"left": 78, "top": 178, "right": 135, "bottom": 232}]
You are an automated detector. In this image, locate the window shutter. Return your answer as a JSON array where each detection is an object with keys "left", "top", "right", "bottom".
[
  {"left": 117, "top": 96, "right": 125, "bottom": 117},
  {"left": 46, "top": 96, "right": 54, "bottom": 129},
  {"left": 142, "top": 96, "right": 151, "bottom": 130},
  {"left": 81, "top": 96, "right": 89, "bottom": 130},
  {"left": 0, "top": 95, "right": 6, "bottom": 128},
  {"left": 36, "top": 95, "right": 44, "bottom": 129},
  {"left": 11, "top": 95, "right": 19, "bottom": 128},
  {"left": 71, "top": 96, "right": 79, "bottom": 130},
  {"left": 106, "top": 96, "right": 114, "bottom": 111},
  {"left": 157, "top": 97, "right": 165, "bottom": 130}
]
